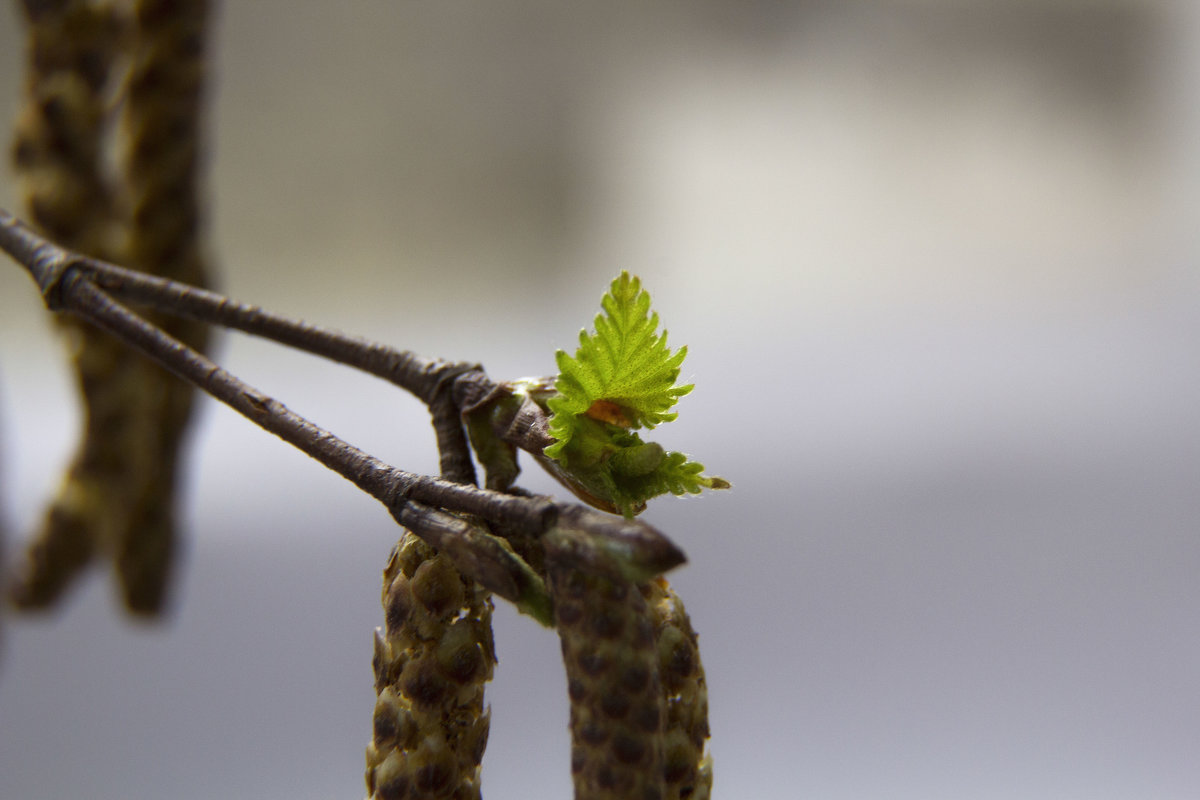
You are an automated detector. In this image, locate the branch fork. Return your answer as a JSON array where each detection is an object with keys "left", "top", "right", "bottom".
[{"left": 0, "top": 208, "right": 686, "bottom": 618}]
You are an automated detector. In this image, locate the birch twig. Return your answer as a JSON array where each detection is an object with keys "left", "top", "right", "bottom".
[{"left": 0, "top": 209, "right": 686, "bottom": 594}]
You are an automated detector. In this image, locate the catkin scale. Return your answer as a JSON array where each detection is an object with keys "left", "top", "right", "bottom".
[{"left": 367, "top": 532, "right": 495, "bottom": 800}]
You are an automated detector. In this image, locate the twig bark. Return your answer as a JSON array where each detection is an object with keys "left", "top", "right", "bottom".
[
  {"left": 0, "top": 208, "right": 710, "bottom": 799},
  {"left": 0, "top": 209, "right": 686, "bottom": 593}
]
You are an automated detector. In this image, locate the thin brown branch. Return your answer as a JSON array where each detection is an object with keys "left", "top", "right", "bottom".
[
  {"left": 0, "top": 208, "right": 686, "bottom": 589},
  {"left": 0, "top": 211, "right": 474, "bottom": 402},
  {"left": 0, "top": 208, "right": 564, "bottom": 479}
]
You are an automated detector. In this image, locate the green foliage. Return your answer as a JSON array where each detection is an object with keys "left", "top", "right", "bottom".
[
  {"left": 543, "top": 272, "right": 728, "bottom": 517},
  {"left": 546, "top": 272, "right": 692, "bottom": 436}
]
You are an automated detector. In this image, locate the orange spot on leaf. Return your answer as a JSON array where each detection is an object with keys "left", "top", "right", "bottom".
[{"left": 585, "top": 399, "right": 632, "bottom": 427}]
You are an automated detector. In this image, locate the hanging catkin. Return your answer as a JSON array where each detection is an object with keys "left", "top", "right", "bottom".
[
  {"left": 9, "top": 0, "right": 127, "bottom": 610},
  {"left": 109, "top": 0, "right": 213, "bottom": 613},
  {"left": 644, "top": 577, "right": 712, "bottom": 800},
  {"left": 550, "top": 562, "right": 668, "bottom": 800},
  {"left": 7, "top": 0, "right": 214, "bottom": 615},
  {"left": 367, "top": 532, "right": 496, "bottom": 800}
]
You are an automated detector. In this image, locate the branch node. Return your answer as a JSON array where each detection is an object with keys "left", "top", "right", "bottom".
[
  {"left": 0, "top": 208, "right": 91, "bottom": 310},
  {"left": 33, "top": 252, "right": 84, "bottom": 312}
]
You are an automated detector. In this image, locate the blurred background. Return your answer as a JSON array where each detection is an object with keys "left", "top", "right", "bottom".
[{"left": 1, "top": 1, "right": 1198, "bottom": 798}]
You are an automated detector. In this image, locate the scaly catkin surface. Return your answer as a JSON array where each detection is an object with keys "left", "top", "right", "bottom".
[
  {"left": 367, "top": 532, "right": 496, "bottom": 800},
  {"left": 643, "top": 577, "right": 712, "bottom": 800},
  {"left": 550, "top": 562, "right": 667, "bottom": 800},
  {"left": 109, "top": 0, "right": 213, "bottom": 613}
]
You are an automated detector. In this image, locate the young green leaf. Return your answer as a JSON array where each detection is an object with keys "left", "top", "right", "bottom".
[
  {"left": 546, "top": 272, "right": 691, "bottom": 448},
  {"left": 542, "top": 272, "right": 728, "bottom": 517}
]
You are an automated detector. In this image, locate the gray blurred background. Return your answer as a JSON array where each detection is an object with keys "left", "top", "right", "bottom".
[{"left": 1, "top": 2, "right": 1198, "bottom": 798}]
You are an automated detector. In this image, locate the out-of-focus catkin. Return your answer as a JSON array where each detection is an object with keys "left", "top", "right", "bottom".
[
  {"left": 644, "top": 577, "right": 712, "bottom": 800},
  {"left": 8, "top": 1, "right": 123, "bottom": 610},
  {"left": 8, "top": 0, "right": 214, "bottom": 616},
  {"left": 109, "top": 0, "right": 214, "bottom": 614},
  {"left": 550, "top": 563, "right": 667, "bottom": 800},
  {"left": 367, "top": 531, "right": 495, "bottom": 800}
]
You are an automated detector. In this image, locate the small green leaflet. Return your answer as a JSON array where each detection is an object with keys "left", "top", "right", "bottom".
[{"left": 544, "top": 272, "right": 729, "bottom": 517}]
